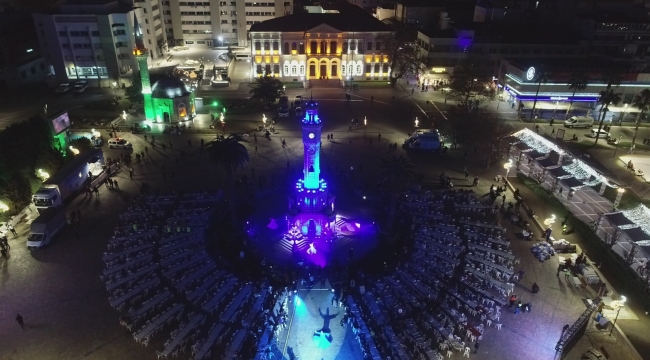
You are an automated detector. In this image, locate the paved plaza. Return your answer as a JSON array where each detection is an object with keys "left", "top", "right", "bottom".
[{"left": 0, "top": 82, "right": 649, "bottom": 360}]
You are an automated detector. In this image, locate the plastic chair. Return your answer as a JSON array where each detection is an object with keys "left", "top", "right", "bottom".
[
  {"left": 463, "top": 347, "right": 470, "bottom": 357},
  {"left": 496, "top": 323, "right": 502, "bottom": 330}
]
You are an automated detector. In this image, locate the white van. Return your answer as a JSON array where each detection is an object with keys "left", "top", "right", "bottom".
[
  {"left": 235, "top": 53, "right": 251, "bottom": 61},
  {"left": 108, "top": 138, "right": 132, "bottom": 149},
  {"left": 564, "top": 116, "right": 594, "bottom": 128}
]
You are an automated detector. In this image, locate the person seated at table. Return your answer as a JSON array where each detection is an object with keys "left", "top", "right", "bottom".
[{"left": 531, "top": 283, "right": 540, "bottom": 294}]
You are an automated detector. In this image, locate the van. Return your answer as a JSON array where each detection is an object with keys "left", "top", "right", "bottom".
[
  {"left": 278, "top": 96, "right": 289, "bottom": 117},
  {"left": 564, "top": 116, "right": 594, "bottom": 128},
  {"left": 235, "top": 53, "right": 251, "bottom": 61},
  {"left": 27, "top": 208, "right": 66, "bottom": 249},
  {"left": 108, "top": 137, "right": 132, "bottom": 149}
]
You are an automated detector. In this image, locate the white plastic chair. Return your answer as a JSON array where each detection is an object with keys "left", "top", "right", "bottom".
[
  {"left": 463, "top": 347, "right": 470, "bottom": 357},
  {"left": 496, "top": 323, "right": 502, "bottom": 330}
]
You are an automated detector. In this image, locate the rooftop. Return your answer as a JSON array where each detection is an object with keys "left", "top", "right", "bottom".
[
  {"left": 504, "top": 57, "right": 648, "bottom": 73},
  {"left": 472, "top": 22, "right": 582, "bottom": 45},
  {"left": 249, "top": 3, "right": 391, "bottom": 33}
]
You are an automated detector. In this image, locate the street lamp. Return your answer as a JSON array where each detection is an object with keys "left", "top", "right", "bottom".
[
  {"left": 122, "top": 110, "right": 127, "bottom": 121},
  {"left": 0, "top": 201, "right": 8, "bottom": 213},
  {"left": 112, "top": 81, "right": 118, "bottom": 98},
  {"left": 622, "top": 103, "right": 629, "bottom": 125},
  {"left": 503, "top": 159, "right": 514, "bottom": 178},
  {"left": 414, "top": 117, "right": 419, "bottom": 127},
  {"left": 614, "top": 188, "right": 625, "bottom": 209},
  {"left": 609, "top": 295, "right": 627, "bottom": 336},
  {"left": 364, "top": 116, "right": 367, "bottom": 138},
  {"left": 613, "top": 135, "right": 623, "bottom": 158},
  {"left": 220, "top": 112, "right": 225, "bottom": 135},
  {"left": 262, "top": 113, "right": 267, "bottom": 129},
  {"left": 218, "top": 35, "right": 223, "bottom": 47}
]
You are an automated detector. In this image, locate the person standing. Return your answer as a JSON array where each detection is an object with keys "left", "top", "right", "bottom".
[
  {"left": 113, "top": 180, "right": 119, "bottom": 189},
  {"left": 464, "top": 170, "right": 469, "bottom": 181},
  {"left": 518, "top": 269, "right": 525, "bottom": 281},
  {"left": 129, "top": 168, "right": 134, "bottom": 180},
  {"left": 474, "top": 341, "right": 479, "bottom": 353},
  {"left": 532, "top": 282, "right": 540, "bottom": 293},
  {"left": 8, "top": 224, "right": 17, "bottom": 237},
  {"left": 16, "top": 313, "right": 25, "bottom": 329}
]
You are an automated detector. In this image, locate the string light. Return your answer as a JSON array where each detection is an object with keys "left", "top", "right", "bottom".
[
  {"left": 513, "top": 129, "right": 565, "bottom": 155},
  {"left": 561, "top": 159, "right": 614, "bottom": 188},
  {"left": 620, "top": 205, "right": 650, "bottom": 237}
]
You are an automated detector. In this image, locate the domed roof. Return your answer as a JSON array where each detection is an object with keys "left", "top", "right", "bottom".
[{"left": 151, "top": 76, "right": 192, "bottom": 99}]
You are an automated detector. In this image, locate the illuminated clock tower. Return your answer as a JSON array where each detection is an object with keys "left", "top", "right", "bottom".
[
  {"left": 287, "top": 99, "right": 335, "bottom": 241},
  {"left": 132, "top": 13, "right": 154, "bottom": 121}
]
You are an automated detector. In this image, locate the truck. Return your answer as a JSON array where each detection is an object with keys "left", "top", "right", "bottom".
[
  {"left": 26, "top": 207, "right": 67, "bottom": 249},
  {"left": 278, "top": 96, "right": 289, "bottom": 117},
  {"left": 32, "top": 148, "right": 104, "bottom": 210},
  {"left": 404, "top": 129, "right": 441, "bottom": 151}
]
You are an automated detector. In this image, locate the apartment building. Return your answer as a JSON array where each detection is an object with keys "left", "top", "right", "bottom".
[
  {"left": 0, "top": 11, "right": 48, "bottom": 88},
  {"left": 162, "top": 0, "right": 292, "bottom": 48},
  {"left": 34, "top": 0, "right": 157, "bottom": 87},
  {"left": 249, "top": 4, "right": 392, "bottom": 82}
]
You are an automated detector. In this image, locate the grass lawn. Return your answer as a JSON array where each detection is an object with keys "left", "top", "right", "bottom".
[
  {"left": 592, "top": 184, "right": 650, "bottom": 210},
  {"left": 349, "top": 81, "right": 392, "bottom": 89}
]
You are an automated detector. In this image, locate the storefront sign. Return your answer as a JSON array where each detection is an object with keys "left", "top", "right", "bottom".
[
  {"left": 526, "top": 67, "right": 536, "bottom": 81},
  {"left": 550, "top": 97, "right": 569, "bottom": 101},
  {"left": 431, "top": 67, "right": 446, "bottom": 73}
]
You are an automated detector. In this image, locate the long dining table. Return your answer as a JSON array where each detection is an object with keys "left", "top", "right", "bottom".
[
  {"left": 161, "top": 314, "right": 205, "bottom": 356},
  {"left": 194, "top": 324, "right": 224, "bottom": 360},
  {"left": 131, "top": 290, "right": 172, "bottom": 318},
  {"left": 106, "top": 264, "right": 158, "bottom": 291},
  {"left": 221, "top": 284, "right": 252, "bottom": 322},
  {"left": 103, "top": 243, "right": 152, "bottom": 262},
  {"left": 466, "top": 254, "right": 514, "bottom": 276},
  {"left": 243, "top": 288, "right": 268, "bottom": 326},
  {"left": 203, "top": 277, "right": 238, "bottom": 311},
  {"left": 109, "top": 278, "right": 160, "bottom": 308},
  {"left": 468, "top": 243, "right": 516, "bottom": 260},
  {"left": 224, "top": 329, "right": 247, "bottom": 359},
  {"left": 109, "top": 230, "right": 157, "bottom": 245},
  {"left": 134, "top": 303, "right": 183, "bottom": 341},
  {"left": 104, "top": 254, "right": 153, "bottom": 276},
  {"left": 464, "top": 230, "right": 510, "bottom": 247}
]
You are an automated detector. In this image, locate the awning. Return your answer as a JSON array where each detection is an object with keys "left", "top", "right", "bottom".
[
  {"left": 537, "top": 157, "right": 560, "bottom": 169},
  {"left": 604, "top": 212, "right": 635, "bottom": 227},
  {"left": 515, "top": 142, "right": 531, "bottom": 152},
  {"left": 528, "top": 150, "right": 546, "bottom": 159},
  {"left": 622, "top": 227, "right": 650, "bottom": 243},
  {"left": 548, "top": 167, "right": 571, "bottom": 178},
  {"left": 559, "top": 177, "right": 584, "bottom": 189}
]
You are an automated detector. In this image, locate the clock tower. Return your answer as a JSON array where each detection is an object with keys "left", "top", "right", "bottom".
[{"left": 287, "top": 99, "right": 335, "bottom": 242}]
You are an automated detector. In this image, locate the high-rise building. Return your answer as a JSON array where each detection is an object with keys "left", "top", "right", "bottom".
[
  {"left": 161, "top": 0, "right": 293, "bottom": 48},
  {"left": 34, "top": 0, "right": 158, "bottom": 87},
  {"left": 0, "top": 11, "right": 48, "bottom": 88}
]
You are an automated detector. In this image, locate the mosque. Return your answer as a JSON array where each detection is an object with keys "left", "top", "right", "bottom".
[{"left": 133, "top": 14, "right": 195, "bottom": 124}]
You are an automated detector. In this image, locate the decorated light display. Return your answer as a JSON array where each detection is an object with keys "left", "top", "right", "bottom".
[
  {"left": 620, "top": 205, "right": 650, "bottom": 237},
  {"left": 132, "top": 14, "right": 154, "bottom": 121},
  {"left": 513, "top": 129, "right": 565, "bottom": 155},
  {"left": 561, "top": 159, "right": 613, "bottom": 188}
]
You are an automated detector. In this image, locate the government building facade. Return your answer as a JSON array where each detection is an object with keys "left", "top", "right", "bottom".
[{"left": 248, "top": 4, "right": 393, "bottom": 83}]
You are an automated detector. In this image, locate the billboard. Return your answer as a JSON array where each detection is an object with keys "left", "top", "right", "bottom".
[{"left": 51, "top": 111, "right": 71, "bottom": 135}]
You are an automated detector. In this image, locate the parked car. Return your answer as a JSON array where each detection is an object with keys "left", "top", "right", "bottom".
[
  {"left": 590, "top": 128, "right": 610, "bottom": 138},
  {"left": 73, "top": 81, "right": 89, "bottom": 93},
  {"left": 108, "top": 138, "right": 132, "bottom": 149},
  {"left": 55, "top": 83, "right": 72, "bottom": 93}
]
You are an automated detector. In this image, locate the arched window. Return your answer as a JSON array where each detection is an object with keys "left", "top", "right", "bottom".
[
  {"left": 292, "top": 42, "right": 297, "bottom": 51},
  {"left": 284, "top": 65, "right": 289, "bottom": 75},
  {"left": 342, "top": 64, "right": 346, "bottom": 75},
  {"left": 348, "top": 65, "right": 353, "bottom": 75},
  {"left": 299, "top": 65, "right": 305, "bottom": 75},
  {"left": 291, "top": 65, "right": 297, "bottom": 75},
  {"left": 356, "top": 65, "right": 361, "bottom": 74},
  {"left": 283, "top": 42, "right": 289, "bottom": 54}
]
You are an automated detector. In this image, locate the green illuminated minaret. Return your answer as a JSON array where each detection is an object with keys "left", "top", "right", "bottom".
[{"left": 133, "top": 13, "right": 154, "bottom": 121}]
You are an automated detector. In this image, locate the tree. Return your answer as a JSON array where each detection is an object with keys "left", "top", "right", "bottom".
[
  {"left": 381, "top": 155, "right": 415, "bottom": 230},
  {"left": 529, "top": 67, "right": 552, "bottom": 124},
  {"left": 249, "top": 75, "right": 284, "bottom": 103},
  {"left": 379, "top": 30, "right": 427, "bottom": 87},
  {"left": 0, "top": 162, "right": 33, "bottom": 215},
  {"left": 565, "top": 72, "right": 588, "bottom": 119},
  {"left": 205, "top": 134, "right": 249, "bottom": 228},
  {"left": 446, "top": 56, "right": 496, "bottom": 105},
  {"left": 593, "top": 88, "right": 622, "bottom": 145},
  {"left": 125, "top": 71, "right": 143, "bottom": 104},
  {"left": 447, "top": 113, "right": 513, "bottom": 166},
  {"left": 631, "top": 89, "right": 650, "bottom": 148}
]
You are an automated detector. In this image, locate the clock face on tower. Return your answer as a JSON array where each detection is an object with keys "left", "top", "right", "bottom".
[{"left": 308, "top": 133, "right": 315, "bottom": 139}]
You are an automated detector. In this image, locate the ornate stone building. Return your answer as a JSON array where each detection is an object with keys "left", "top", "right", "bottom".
[{"left": 248, "top": 4, "right": 393, "bottom": 84}]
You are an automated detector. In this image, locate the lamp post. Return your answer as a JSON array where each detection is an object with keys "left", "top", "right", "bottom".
[
  {"left": 262, "top": 113, "right": 267, "bottom": 130},
  {"left": 415, "top": 117, "right": 419, "bottom": 128},
  {"left": 220, "top": 112, "right": 225, "bottom": 135},
  {"left": 218, "top": 35, "right": 223, "bottom": 47},
  {"left": 364, "top": 116, "right": 367, "bottom": 138},
  {"left": 613, "top": 135, "right": 623, "bottom": 158},
  {"left": 503, "top": 159, "right": 514, "bottom": 178},
  {"left": 622, "top": 103, "right": 629, "bottom": 125},
  {"left": 614, "top": 188, "right": 625, "bottom": 209},
  {"left": 112, "top": 81, "right": 118, "bottom": 98},
  {"left": 609, "top": 295, "right": 627, "bottom": 336}
]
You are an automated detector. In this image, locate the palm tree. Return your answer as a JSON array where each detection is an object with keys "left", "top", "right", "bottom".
[
  {"left": 381, "top": 155, "right": 415, "bottom": 230},
  {"left": 593, "top": 88, "right": 622, "bottom": 145},
  {"left": 205, "top": 134, "right": 249, "bottom": 228},
  {"left": 565, "top": 72, "right": 588, "bottom": 119},
  {"left": 529, "top": 67, "right": 552, "bottom": 126},
  {"left": 631, "top": 89, "right": 650, "bottom": 148}
]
